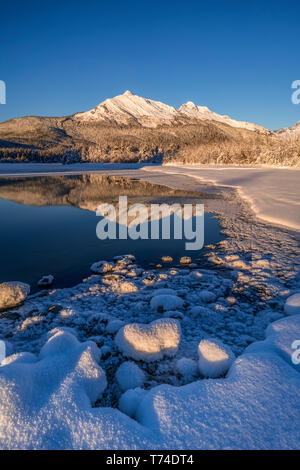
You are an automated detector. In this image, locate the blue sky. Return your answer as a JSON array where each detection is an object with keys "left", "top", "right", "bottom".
[{"left": 0, "top": 0, "right": 299, "bottom": 129}]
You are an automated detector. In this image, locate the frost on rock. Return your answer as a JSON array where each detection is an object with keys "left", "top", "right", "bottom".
[
  {"left": 90, "top": 261, "right": 114, "bottom": 274},
  {"left": 284, "top": 293, "right": 300, "bottom": 315},
  {"left": 0, "top": 281, "right": 30, "bottom": 311},
  {"left": 116, "top": 361, "right": 145, "bottom": 391},
  {"left": 176, "top": 358, "right": 198, "bottom": 379},
  {"left": 198, "top": 338, "right": 235, "bottom": 378},
  {"left": 115, "top": 318, "right": 181, "bottom": 361},
  {"left": 119, "top": 387, "right": 148, "bottom": 418},
  {"left": 150, "top": 294, "right": 184, "bottom": 312}
]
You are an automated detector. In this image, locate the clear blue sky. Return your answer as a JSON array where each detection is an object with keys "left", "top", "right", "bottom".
[{"left": 0, "top": 0, "right": 299, "bottom": 129}]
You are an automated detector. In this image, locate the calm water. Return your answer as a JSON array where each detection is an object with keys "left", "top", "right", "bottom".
[{"left": 0, "top": 175, "right": 224, "bottom": 290}]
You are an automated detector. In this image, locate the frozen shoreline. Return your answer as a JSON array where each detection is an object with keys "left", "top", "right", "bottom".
[{"left": 1, "top": 162, "right": 300, "bottom": 231}]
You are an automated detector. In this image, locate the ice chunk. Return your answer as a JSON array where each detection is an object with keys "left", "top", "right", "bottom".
[
  {"left": 115, "top": 318, "right": 181, "bottom": 361},
  {"left": 284, "top": 293, "right": 300, "bottom": 315},
  {"left": 198, "top": 338, "right": 235, "bottom": 378},
  {"left": 116, "top": 361, "right": 145, "bottom": 391},
  {"left": 37, "top": 275, "right": 54, "bottom": 287},
  {"left": 0, "top": 281, "right": 30, "bottom": 311},
  {"left": 150, "top": 295, "right": 184, "bottom": 312}
]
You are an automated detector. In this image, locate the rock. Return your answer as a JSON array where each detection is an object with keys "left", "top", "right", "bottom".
[
  {"left": 115, "top": 318, "right": 181, "bottom": 361},
  {"left": 198, "top": 338, "right": 235, "bottom": 378},
  {"left": 180, "top": 256, "right": 192, "bottom": 265},
  {"left": 0, "top": 282, "right": 30, "bottom": 311},
  {"left": 90, "top": 261, "right": 114, "bottom": 274},
  {"left": 284, "top": 293, "right": 300, "bottom": 315},
  {"left": 161, "top": 256, "right": 173, "bottom": 263},
  {"left": 37, "top": 275, "right": 54, "bottom": 288}
]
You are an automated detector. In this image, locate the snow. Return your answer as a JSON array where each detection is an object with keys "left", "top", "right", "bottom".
[
  {"left": 146, "top": 165, "right": 300, "bottom": 231},
  {"left": 0, "top": 282, "right": 30, "bottom": 311},
  {"left": 179, "top": 256, "right": 192, "bottom": 265},
  {"left": 116, "top": 361, "right": 145, "bottom": 391},
  {"left": 198, "top": 338, "right": 236, "bottom": 378},
  {"left": 73, "top": 91, "right": 266, "bottom": 131},
  {"left": 175, "top": 358, "right": 198, "bottom": 379},
  {"left": 178, "top": 101, "right": 266, "bottom": 132},
  {"left": 199, "top": 290, "right": 216, "bottom": 303},
  {"left": 284, "top": 293, "right": 300, "bottom": 315},
  {"left": 115, "top": 319, "right": 181, "bottom": 361},
  {"left": 106, "top": 319, "right": 125, "bottom": 334},
  {"left": 90, "top": 261, "right": 114, "bottom": 274},
  {"left": 119, "top": 387, "right": 148, "bottom": 418},
  {"left": 150, "top": 294, "right": 184, "bottom": 312}
]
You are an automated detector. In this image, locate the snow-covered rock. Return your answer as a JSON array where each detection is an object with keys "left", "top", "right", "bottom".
[
  {"left": 284, "top": 293, "right": 300, "bottom": 315},
  {"left": 150, "top": 294, "right": 184, "bottom": 312},
  {"left": 151, "top": 288, "right": 177, "bottom": 297},
  {"left": 116, "top": 362, "right": 145, "bottom": 391},
  {"left": 90, "top": 261, "right": 114, "bottom": 274},
  {"left": 115, "top": 318, "right": 181, "bottom": 361},
  {"left": 161, "top": 256, "right": 173, "bottom": 263},
  {"left": 106, "top": 319, "right": 125, "bottom": 334},
  {"left": 0, "top": 281, "right": 30, "bottom": 311},
  {"left": 198, "top": 338, "right": 235, "bottom": 378},
  {"left": 180, "top": 256, "right": 192, "bottom": 265},
  {"left": 199, "top": 290, "right": 216, "bottom": 303},
  {"left": 163, "top": 310, "right": 184, "bottom": 320},
  {"left": 175, "top": 358, "right": 198, "bottom": 379},
  {"left": 37, "top": 275, "right": 54, "bottom": 288},
  {"left": 119, "top": 387, "right": 148, "bottom": 418}
]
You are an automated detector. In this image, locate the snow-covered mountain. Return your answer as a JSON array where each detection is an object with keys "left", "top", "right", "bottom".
[
  {"left": 276, "top": 120, "right": 300, "bottom": 138},
  {"left": 178, "top": 101, "right": 266, "bottom": 132},
  {"left": 75, "top": 90, "right": 267, "bottom": 132}
]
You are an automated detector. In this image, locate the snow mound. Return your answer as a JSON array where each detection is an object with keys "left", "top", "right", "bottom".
[
  {"left": 119, "top": 387, "right": 148, "bottom": 418},
  {"left": 199, "top": 290, "right": 217, "bottom": 303},
  {"left": 284, "top": 293, "right": 300, "bottom": 315},
  {"left": 116, "top": 361, "right": 145, "bottom": 391},
  {"left": 151, "top": 288, "right": 177, "bottom": 297},
  {"left": 176, "top": 358, "right": 198, "bottom": 379},
  {"left": 198, "top": 338, "right": 235, "bottom": 378},
  {"left": 90, "top": 261, "right": 114, "bottom": 274},
  {"left": 0, "top": 281, "right": 30, "bottom": 311},
  {"left": 115, "top": 318, "right": 181, "bottom": 361},
  {"left": 163, "top": 310, "right": 184, "bottom": 319},
  {"left": 150, "top": 294, "right": 184, "bottom": 312}
]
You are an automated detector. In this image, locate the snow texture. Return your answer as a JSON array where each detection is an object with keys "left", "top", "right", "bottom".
[
  {"left": 115, "top": 319, "right": 181, "bottom": 361},
  {"left": 198, "top": 338, "right": 236, "bottom": 378},
  {"left": 0, "top": 282, "right": 30, "bottom": 311},
  {"left": 116, "top": 361, "right": 145, "bottom": 391},
  {"left": 284, "top": 293, "right": 300, "bottom": 316},
  {"left": 150, "top": 294, "right": 184, "bottom": 312}
]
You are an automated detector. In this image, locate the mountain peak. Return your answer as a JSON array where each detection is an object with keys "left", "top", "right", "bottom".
[{"left": 123, "top": 90, "right": 133, "bottom": 96}]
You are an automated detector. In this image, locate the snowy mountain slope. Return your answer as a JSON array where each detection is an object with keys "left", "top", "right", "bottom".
[
  {"left": 75, "top": 90, "right": 267, "bottom": 131},
  {"left": 276, "top": 120, "right": 300, "bottom": 138},
  {"left": 178, "top": 101, "right": 266, "bottom": 132},
  {"left": 75, "top": 91, "right": 179, "bottom": 127}
]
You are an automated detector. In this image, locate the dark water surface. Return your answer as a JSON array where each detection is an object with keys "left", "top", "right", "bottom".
[{"left": 0, "top": 175, "right": 224, "bottom": 290}]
